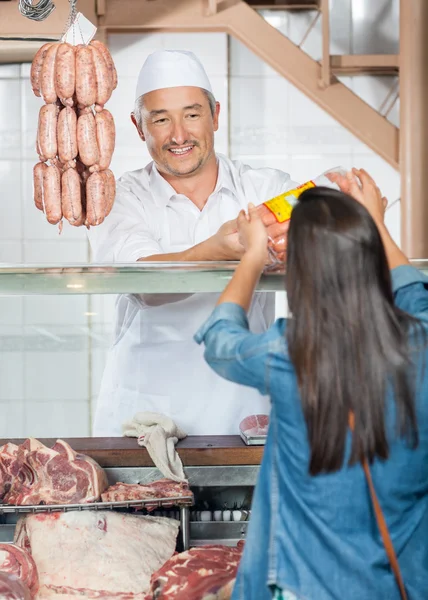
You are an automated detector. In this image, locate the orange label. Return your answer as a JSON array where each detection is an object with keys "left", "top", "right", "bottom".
[{"left": 263, "top": 180, "right": 316, "bottom": 223}]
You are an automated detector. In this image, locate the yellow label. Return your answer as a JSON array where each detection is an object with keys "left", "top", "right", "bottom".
[{"left": 263, "top": 180, "right": 316, "bottom": 223}]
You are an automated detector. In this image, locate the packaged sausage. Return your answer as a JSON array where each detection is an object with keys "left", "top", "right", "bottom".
[{"left": 260, "top": 166, "right": 347, "bottom": 262}]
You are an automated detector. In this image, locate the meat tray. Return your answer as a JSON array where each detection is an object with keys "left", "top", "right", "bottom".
[{"left": 0, "top": 495, "right": 194, "bottom": 514}]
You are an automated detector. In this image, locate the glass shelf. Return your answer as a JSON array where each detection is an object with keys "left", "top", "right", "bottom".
[
  {"left": 0, "top": 262, "right": 285, "bottom": 295},
  {"left": 0, "top": 260, "right": 426, "bottom": 296}
]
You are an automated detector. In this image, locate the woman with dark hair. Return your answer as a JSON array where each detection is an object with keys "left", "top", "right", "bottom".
[{"left": 195, "top": 169, "right": 428, "bottom": 600}]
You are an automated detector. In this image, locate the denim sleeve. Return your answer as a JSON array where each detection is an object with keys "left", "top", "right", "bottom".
[
  {"left": 194, "top": 303, "right": 270, "bottom": 395},
  {"left": 392, "top": 265, "right": 428, "bottom": 318}
]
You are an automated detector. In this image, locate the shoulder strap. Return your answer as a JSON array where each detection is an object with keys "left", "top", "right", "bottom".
[{"left": 349, "top": 413, "right": 408, "bottom": 600}]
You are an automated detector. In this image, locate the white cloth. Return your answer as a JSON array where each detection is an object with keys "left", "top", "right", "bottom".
[
  {"left": 122, "top": 412, "right": 187, "bottom": 483},
  {"left": 135, "top": 50, "right": 212, "bottom": 100},
  {"left": 88, "top": 154, "right": 299, "bottom": 436}
]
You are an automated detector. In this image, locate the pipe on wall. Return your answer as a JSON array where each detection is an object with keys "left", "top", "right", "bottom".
[{"left": 400, "top": 0, "right": 428, "bottom": 258}]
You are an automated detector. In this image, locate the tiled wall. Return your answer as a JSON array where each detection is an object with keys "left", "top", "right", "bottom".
[{"left": 0, "top": 0, "right": 401, "bottom": 437}]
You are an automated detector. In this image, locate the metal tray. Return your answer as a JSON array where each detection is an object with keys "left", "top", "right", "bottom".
[
  {"left": 0, "top": 495, "right": 194, "bottom": 514},
  {"left": 240, "top": 431, "right": 267, "bottom": 446}
]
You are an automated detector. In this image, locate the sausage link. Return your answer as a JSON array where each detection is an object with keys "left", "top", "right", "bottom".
[
  {"left": 86, "top": 171, "right": 106, "bottom": 226},
  {"left": 38, "top": 104, "right": 59, "bottom": 160},
  {"left": 43, "top": 164, "right": 62, "bottom": 224},
  {"left": 89, "top": 45, "right": 112, "bottom": 110},
  {"left": 57, "top": 106, "right": 78, "bottom": 163},
  {"left": 103, "top": 169, "right": 116, "bottom": 217},
  {"left": 55, "top": 43, "right": 76, "bottom": 105},
  {"left": 30, "top": 43, "right": 52, "bottom": 97},
  {"left": 94, "top": 109, "right": 115, "bottom": 171},
  {"left": 77, "top": 112, "right": 99, "bottom": 166},
  {"left": 35, "top": 134, "right": 47, "bottom": 163},
  {"left": 75, "top": 45, "right": 96, "bottom": 107},
  {"left": 41, "top": 43, "right": 59, "bottom": 104},
  {"left": 33, "top": 162, "right": 48, "bottom": 211},
  {"left": 90, "top": 40, "right": 117, "bottom": 90},
  {"left": 61, "top": 167, "right": 83, "bottom": 226}
]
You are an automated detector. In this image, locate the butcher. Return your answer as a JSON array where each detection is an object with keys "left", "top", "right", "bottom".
[{"left": 88, "top": 49, "right": 299, "bottom": 436}]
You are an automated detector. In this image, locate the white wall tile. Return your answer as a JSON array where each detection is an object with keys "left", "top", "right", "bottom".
[
  {"left": 0, "top": 353, "right": 24, "bottom": 400},
  {"left": 21, "top": 79, "right": 43, "bottom": 161},
  {"left": 351, "top": 0, "right": 399, "bottom": 55},
  {"left": 0, "top": 80, "right": 21, "bottom": 160},
  {"left": 289, "top": 155, "right": 353, "bottom": 184},
  {"left": 23, "top": 240, "right": 88, "bottom": 264},
  {"left": 108, "top": 32, "right": 164, "bottom": 79},
  {"left": 0, "top": 65, "right": 20, "bottom": 78},
  {"left": 0, "top": 161, "right": 22, "bottom": 240},
  {"left": 352, "top": 76, "right": 398, "bottom": 115},
  {"left": 229, "top": 37, "right": 276, "bottom": 78},
  {"left": 0, "top": 400, "right": 26, "bottom": 437},
  {"left": 162, "top": 33, "right": 228, "bottom": 77},
  {"left": 24, "top": 296, "right": 90, "bottom": 326},
  {"left": 0, "top": 298, "right": 23, "bottom": 326},
  {"left": 24, "top": 399, "right": 90, "bottom": 437},
  {"left": 0, "top": 241, "right": 22, "bottom": 263},
  {"left": 20, "top": 63, "right": 31, "bottom": 78},
  {"left": 25, "top": 351, "right": 89, "bottom": 401},
  {"left": 108, "top": 76, "right": 146, "bottom": 159}
]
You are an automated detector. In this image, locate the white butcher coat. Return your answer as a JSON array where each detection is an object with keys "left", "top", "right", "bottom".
[{"left": 88, "top": 154, "right": 298, "bottom": 436}]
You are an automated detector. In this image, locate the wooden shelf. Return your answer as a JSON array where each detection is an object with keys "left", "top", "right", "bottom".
[{"left": 0, "top": 436, "right": 264, "bottom": 467}]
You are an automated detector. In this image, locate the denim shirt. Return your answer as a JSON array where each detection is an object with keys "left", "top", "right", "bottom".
[{"left": 194, "top": 266, "right": 428, "bottom": 600}]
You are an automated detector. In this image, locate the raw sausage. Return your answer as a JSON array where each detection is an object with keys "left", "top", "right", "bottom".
[
  {"left": 55, "top": 43, "right": 75, "bottom": 106},
  {"left": 86, "top": 171, "right": 106, "bottom": 226},
  {"left": 57, "top": 106, "right": 78, "bottom": 163},
  {"left": 35, "top": 134, "right": 47, "bottom": 163},
  {"left": 75, "top": 45, "right": 96, "bottom": 107},
  {"left": 77, "top": 112, "right": 99, "bottom": 166},
  {"left": 43, "top": 164, "right": 62, "bottom": 224},
  {"left": 62, "top": 167, "right": 83, "bottom": 226},
  {"left": 103, "top": 169, "right": 116, "bottom": 216},
  {"left": 33, "top": 162, "right": 47, "bottom": 211},
  {"left": 90, "top": 45, "right": 112, "bottom": 111},
  {"left": 93, "top": 109, "right": 115, "bottom": 171},
  {"left": 30, "top": 42, "right": 52, "bottom": 97},
  {"left": 41, "top": 43, "right": 59, "bottom": 104},
  {"left": 90, "top": 40, "right": 117, "bottom": 90},
  {"left": 38, "top": 104, "right": 58, "bottom": 160}
]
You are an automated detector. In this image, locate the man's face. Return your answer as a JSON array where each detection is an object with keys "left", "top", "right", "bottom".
[{"left": 132, "top": 86, "right": 220, "bottom": 177}]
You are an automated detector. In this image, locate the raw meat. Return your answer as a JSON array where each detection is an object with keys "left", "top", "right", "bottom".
[
  {"left": 145, "top": 543, "right": 244, "bottom": 600},
  {"left": 2, "top": 438, "right": 108, "bottom": 505},
  {"left": 0, "top": 443, "right": 21, "bottom": 500},
  {"left": 15, "top": 511, "right": 179, "bottom": 600},
  {"left": 239, "top": 414, "right": 269, "bottom": 438},
  {"left": 0, "top": 573, "right": 31, "bottom": 600},
  {"left": 101, "top": 479, "right": 193, "bottom": 509},
  {"left": 0, "top": 543, "right": 38, "bottom": 597}
]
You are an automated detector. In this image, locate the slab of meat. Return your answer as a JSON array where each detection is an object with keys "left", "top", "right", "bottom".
[
  {"left": 145, "top": 543, "right": 244, "bottom": 600},
  {"left": 15, "top": 511, "right": 179, "bottom": 600},
  {"left": 239, "top": 414, "right": 269, "bottom": 438},
  {"left": 0, "top": 573, "right": 31, "bottom": 600},
  {"left": 101, "top": 479, "right": 193, "bottom": 509},
  {"left": 0, "top": 543, "right": 39, "bottom": 597},
  {"left": 0, "top": 443, "right": 21, "bottom": 500},
  {"left": 2, "top": 438, "right": 107, "bottom": 506}
]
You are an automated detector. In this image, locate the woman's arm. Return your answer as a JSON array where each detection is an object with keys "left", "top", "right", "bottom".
[{"left": 216, "top": 204, "right": 269, "bottom": 311}]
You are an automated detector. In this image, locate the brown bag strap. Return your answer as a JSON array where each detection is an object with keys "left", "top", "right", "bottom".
[{"left": 349, "top": 413, "right": 408, "bottom": 600}]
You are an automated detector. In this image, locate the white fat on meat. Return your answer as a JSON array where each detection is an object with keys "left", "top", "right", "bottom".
[{"left": 15, "top": 511, "right": 179, "bottom": 599}]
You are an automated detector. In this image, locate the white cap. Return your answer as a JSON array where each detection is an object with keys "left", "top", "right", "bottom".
[{"left": 135, "top": 50, "right": 213, "bottom": 101}]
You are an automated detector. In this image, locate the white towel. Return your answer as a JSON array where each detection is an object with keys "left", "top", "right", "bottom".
[{"left": 122, "top": 412, "right": 187, "bottom": 483}]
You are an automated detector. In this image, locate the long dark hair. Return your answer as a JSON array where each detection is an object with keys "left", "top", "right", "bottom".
[{"left": 286, "top": 187, "right": 423, "bottom": 475}]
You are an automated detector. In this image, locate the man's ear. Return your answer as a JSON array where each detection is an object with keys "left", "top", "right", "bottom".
[{"left": 131, "top": 113, "right": 145, "bottom": 141}]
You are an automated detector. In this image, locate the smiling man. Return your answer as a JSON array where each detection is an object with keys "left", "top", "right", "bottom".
[{"left": 88, "top": 50, "right": 299, "bottom": 437}]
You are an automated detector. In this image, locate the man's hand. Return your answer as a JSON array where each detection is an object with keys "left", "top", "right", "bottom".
[{"left": 208, "top": 218, "right": 245, "bottom": 260}]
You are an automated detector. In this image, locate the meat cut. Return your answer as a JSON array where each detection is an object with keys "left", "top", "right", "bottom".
[
  {"left": 15, "top": 511, "right": 179, "bottom": 600},
  {"left": 0, "top": 543, "right": 39, "bottom": 597},
  {"left": 1, "top": 438, "right": 108, "bottom": 505},
  {"left": 0, "top": 573, "right": 31, "bottom": 600},
  {"left": 239, "top": 414, "right": 269, "bottom": 438},
  {"left": 101, "top": 479, "right": 193, "bottom": 509},
  {"left": 145, "top": 543, "right": 244, "bottom": 600},
  {"left": 0, "top": 443, "right": 21, "bottom": 500}
]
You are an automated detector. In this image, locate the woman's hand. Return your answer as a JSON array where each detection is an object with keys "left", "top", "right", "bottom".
[
  {"left": 237, "top": 203, "right": 269, "bottom": 267},
  {"left": 328, "top": 168, "right": 388, "bottom": 225}
]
